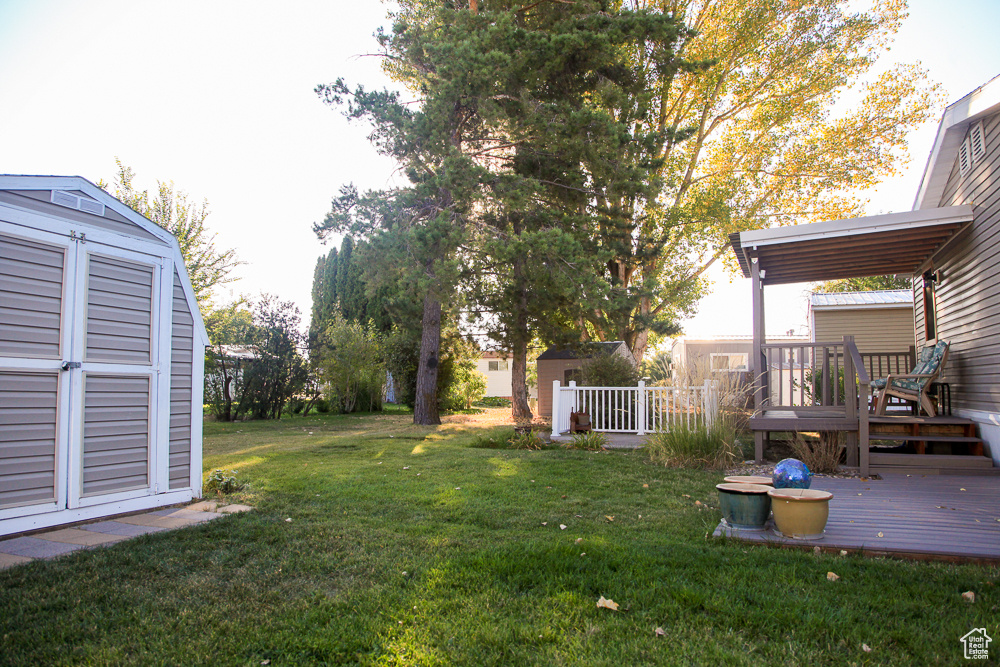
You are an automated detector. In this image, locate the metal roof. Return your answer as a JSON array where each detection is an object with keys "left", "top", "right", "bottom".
[{"left": 810, "top": 290, "right": 913, "bottom": 309}]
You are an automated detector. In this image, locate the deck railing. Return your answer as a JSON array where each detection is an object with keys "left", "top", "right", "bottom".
[
  {"left": 550, "top": 380, "right": 717, "bottom": 436},
  {"left": 759, "top": 342, "right": 915, "bottom": 411},
  {"left": 754, "top": 335, "right": 872, "bottom": 472}
]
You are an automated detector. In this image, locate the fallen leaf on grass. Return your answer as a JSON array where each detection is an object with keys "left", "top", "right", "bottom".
[
  {"left": 596, "top": 596, "right": 619, "bottom": 611},
  {"left": 455, "top": 487, "right": 461, "bottom": 490},
  {"left": 561, "top": 495, "right": 567, "bottom": 499},
  {"left": 643, "top": 484, "right": 649, "bottom": 488},
  {"left": 580, "top": 553, "right": 586, "bottom": 557},
  {"left": 862, "top": 644, "right": 872, "bottom": 653},
  {"left": 403, "top": 466, "right": 410, "bottom": 470},
  {"left": 576, "top": 538, "right": 583, "bottom": 544},
  {"left": 541, "top": 522, "right": 548, "bottom": 526},
  {"left": 962, "top": 591, "right": 975, "bottom": 603},
  {"left": 605, "top": 515, "right": 615, "bottom": 522},
  {"left": 285, "top": 518, "right": 292, "bottom": 522},
  {"left": 560, "top": 524, "right": 567, "bottom": 530},
  {"left": 827, "top": 572, "right": 840, "bottom": 582},
  {"left": 654, "top": 627, "right": 665, "bottom": 637},
  {"left": 840, "top": 550, "right": 848, "bottom": 556},
  {"left": 695, "top": 501, "right": 703, "bottom": 507},
  {"left": 682, "top": 494, "right": 691, "bottom": 498}
]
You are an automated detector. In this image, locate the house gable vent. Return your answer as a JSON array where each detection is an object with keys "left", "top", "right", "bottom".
[
  {"left": 958, "top": 136, "right": 972, "bottom": 177},
  {"left": 50, "top": 189, "right": 106, "bottom": 217},
  {"left": 970, "top": 120, "right": 986, "bottom": 163}
]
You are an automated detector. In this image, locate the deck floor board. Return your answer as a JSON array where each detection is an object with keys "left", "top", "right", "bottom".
[{"left": 713, "top": 473, "right": 1000, "bottom": 561}]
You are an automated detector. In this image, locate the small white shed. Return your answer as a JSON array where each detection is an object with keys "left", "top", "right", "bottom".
[{"left": 0, "top": 175, "right": 209, "bottom": 536}]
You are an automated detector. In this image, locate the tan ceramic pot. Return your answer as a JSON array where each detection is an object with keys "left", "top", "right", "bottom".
[
  {"left": 723, "top": 475, "right": 773, "bottom": 486},
  {"left": 767, "top": 488, "right": 833, "bottom": 540}
]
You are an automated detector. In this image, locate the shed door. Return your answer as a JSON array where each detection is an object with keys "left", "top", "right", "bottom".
[
  {"left": 69, "top": 247, "right": 164, "bottom": 508},
  {"left": 0, "top": 229, "right": 71, "bottom": 512}
]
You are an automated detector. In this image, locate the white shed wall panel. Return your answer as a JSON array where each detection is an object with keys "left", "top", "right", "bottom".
[
  {"left": 82, "top": 375, "right": 150, "bottom": 496},
  {"left": 169, "top": 271, "right": 193, "bottom": 488},
  {"left": 0, "top": 233, "right": 64, "bottom": 358},
  {"left": 86, "top": 255, "right": 153, "bottom": 364},
  {"left": 0, "top": 372, "right": 58, "bottom": 509}
]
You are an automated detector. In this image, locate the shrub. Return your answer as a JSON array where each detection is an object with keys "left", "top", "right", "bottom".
[
  {"left": 474, "top": 397, "right": 511, "bottom": 408},
  {"left": 581, "top": 351, "right": 640, "bottom": 387},
  {"left": 790, "top": 431, "right": 844, "bottom": 473},
  {"left": 204, "top": 469, "right": 249, "bottom": 495},
  {"left": 565, "top": 431, "right": 608, "bottom": 451},
  {"left": 470, "top": 427, "right": 516, "bottom": 449},
  {"left": 314, "top": 398, "right": 331, "bottom": 413},
  {"left": 508, "top": 429, "right": 547, "bottom": 450},
  {"left": 646, "top": 417, "right": 738, "bottom": 469}
]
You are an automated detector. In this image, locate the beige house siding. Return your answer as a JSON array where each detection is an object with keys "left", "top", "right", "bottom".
[
  {"left": 813, "top": 308, "right": 915, "bottom": 353},
  {"left": 921, "top": 110, "right": 1000, "bottom": 413}
]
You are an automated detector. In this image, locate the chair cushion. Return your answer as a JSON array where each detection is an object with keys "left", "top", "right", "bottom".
[
  {"left": 577, "top": 414, "right": 591, "bottom": 426},
  {"left": 874, "top": 340, "right": 948, "bottom": 393}
]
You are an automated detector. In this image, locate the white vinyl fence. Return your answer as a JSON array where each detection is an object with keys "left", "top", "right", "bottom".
[{"left": 551, "top": 380, "right": 717, "bottom": 437}]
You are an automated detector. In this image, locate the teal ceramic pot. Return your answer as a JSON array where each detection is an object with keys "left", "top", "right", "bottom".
[{"left": 717, "top": 483, "right": 772, "bottom": 530}]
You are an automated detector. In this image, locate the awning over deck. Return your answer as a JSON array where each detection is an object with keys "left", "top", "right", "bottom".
[{"left": 729, "top": 205, "right": 974, "bottom": 285}]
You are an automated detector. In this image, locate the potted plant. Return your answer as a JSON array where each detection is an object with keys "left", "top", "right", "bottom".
[
  {"left": 767, "top": 488, "right": 833, "bottom": 540},
  {"left": 717, "top": 483, "right": 772, "bottom": 530}
]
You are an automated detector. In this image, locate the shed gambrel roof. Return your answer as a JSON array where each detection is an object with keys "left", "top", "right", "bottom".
[{"left": 0, "top": 174, "right": 209, "bottom": 346}]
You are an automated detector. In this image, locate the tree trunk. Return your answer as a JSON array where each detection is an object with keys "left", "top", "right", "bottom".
[
  {"left": 511, "top": 337, "right": 532, "bottom": 422},
  {"left": 413, "top": 294, "right": 442, "bottom": 425},
  {"left": 510, "top": 250, "right": 532, "bottom": 421}
]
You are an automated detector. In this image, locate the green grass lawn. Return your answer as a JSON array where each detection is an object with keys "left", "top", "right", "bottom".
[{"left": 1, "top": 409, "right": 997, "bottom": 666}]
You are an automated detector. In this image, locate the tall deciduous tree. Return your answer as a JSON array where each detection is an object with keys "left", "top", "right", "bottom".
[
  {"left": 102, "top": 158, "right": 241, "bottom": 310},
  {"left": 815, "top": 275, "right": 910, "bottom": 292},
  {"left": 582, "top": 0, "right": 941, "bottom": 360}
]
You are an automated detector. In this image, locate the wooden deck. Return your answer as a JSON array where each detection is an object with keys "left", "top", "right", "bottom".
[
  {"left": 713, "top": 473, "right": 1000, "bottom": 562},
  {"left": 750, "top": 410, "right": 995, "bottom": 475}
]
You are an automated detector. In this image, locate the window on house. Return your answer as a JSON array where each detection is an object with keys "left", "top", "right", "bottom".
[
  {"left": 922, "top": 271, "right": 937, "bottom": 341},
  {"left": 488, "top": 360, "right": 509, "bottom": 372},
  {"left": 564, "top": 368, "right": 583, "bottom": 385},
  {"left": 710, "top": 353, "right": 748, "bottom": 372}
]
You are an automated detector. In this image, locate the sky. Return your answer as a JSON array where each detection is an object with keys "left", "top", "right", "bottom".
[{"left": 2, "top": 0, "right": 999, "bottom": 349}]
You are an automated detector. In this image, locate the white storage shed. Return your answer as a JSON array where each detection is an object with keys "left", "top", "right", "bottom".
[{"left": 0, "top": 175, "right": 209, "bottom": 536}]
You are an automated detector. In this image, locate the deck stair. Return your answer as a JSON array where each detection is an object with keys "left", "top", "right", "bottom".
[{"left": 869, "top": 415, "right": 996, "bottom": 475}]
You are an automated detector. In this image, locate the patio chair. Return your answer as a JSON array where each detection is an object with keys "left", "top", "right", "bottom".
[
  {"left": 570, "top": 411, "right": 592, "bottom": 433},
  {"left": 872, "top": 340, "right": 949, "bottom": 417}
]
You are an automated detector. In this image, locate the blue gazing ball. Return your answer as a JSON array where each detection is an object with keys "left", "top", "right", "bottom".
[{"left": 773, "top": 458, "right": 813, "bottom": 489}]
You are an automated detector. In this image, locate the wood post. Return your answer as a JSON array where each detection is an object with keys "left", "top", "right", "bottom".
[{"left": 751, "top": 258, "right": 766, "bottom": 463}]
